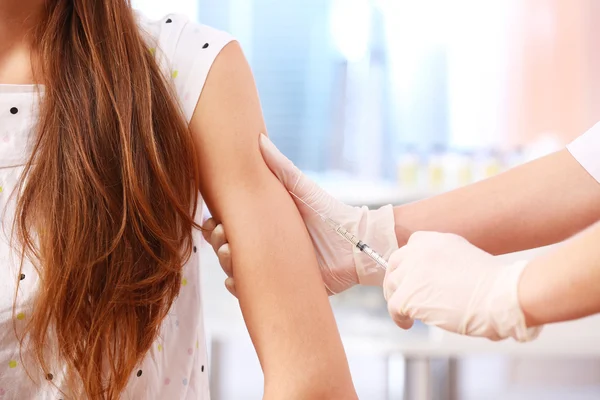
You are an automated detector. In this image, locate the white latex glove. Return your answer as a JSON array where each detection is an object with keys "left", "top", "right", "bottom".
[
  {"left": 202, "top": 134, "right": 398, "bottom": 295},
  {"left": 383, "top": 231, "right": 542, "bottom": 342}
]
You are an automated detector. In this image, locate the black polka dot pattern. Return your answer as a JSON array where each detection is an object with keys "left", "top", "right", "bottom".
[
  {"left": 19, "top": 273, "right": 25, "bottom": 281},
  {"left": 136, "top": 369, "right": 143, "bottom": 377},
  {"left": 202, "top": 43, "right": 209, "bottom": 49},
  {"left": 10, "top": 107, "right": 18, "bottom": 115},
  {"left": 166, "top": 18, "right": 172, "bottom": 24},
  {"left": 201, "top": 365, "right": 204, "bottom": 372},
  {"left": 193, "top": 246, "right": 197, "bottom": 253}
]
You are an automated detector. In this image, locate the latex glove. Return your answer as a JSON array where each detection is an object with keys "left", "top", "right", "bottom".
[
  {"left": 202, "top": 219, "right": 237, "bottom": 295},
  {"left": 383, "top": 231, "right": 541, "bottom": 342},
  {"left": 201, "top": 134, "right": 398, "bottom": 295}
]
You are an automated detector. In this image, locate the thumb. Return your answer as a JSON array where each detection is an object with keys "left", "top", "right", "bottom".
[
  {"left": 259, "top": 133, "right": 304, "bottom": 194},
  {"left": 387, "top": 290, "right": 415, "bottom": 330},
  {"left": 259, "top": 133, "right": 338, "bottom": 216}
]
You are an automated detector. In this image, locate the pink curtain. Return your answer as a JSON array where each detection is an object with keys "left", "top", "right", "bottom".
[{"left": 506, "top": 0, "right": 598, "bottom": 147}]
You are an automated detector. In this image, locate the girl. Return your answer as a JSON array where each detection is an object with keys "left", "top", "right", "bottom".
[{"left": 0, "top": 1, "right": 357, "bottom": 399}]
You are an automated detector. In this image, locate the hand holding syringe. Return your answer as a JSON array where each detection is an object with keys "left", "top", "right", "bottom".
[{"left": 289, "top": 191, "right": 389, "bottom": 271}]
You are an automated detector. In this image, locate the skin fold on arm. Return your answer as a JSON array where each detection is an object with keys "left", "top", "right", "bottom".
[
  {"left": 394, "top": 149, "right": 600, "bottom": 254},
  {"left": 190, "top": 42, "right": 357, "bottom": 399}
]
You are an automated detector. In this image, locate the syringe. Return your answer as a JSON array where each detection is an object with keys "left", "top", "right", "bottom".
[{"left": 289, "top": 191, "right": 389, "bottom": 270}]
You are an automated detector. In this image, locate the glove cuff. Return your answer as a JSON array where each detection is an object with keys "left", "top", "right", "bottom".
[
  {"left": 489, "top": 260, "right": 542, "bottom": 342},
  {"left": 354, "top": 204, "right": 399, "bottom": 286}
]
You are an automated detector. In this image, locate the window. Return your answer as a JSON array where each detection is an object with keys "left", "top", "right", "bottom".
[{"left": 135, "top": 1, "right": 583, "bottom": 200}]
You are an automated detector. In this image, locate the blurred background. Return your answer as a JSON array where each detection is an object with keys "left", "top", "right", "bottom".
[{"left": 134, "top": 1, "right": 600, "bottom": 399}]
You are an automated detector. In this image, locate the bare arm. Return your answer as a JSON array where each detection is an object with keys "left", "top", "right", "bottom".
[
  {"left": 191, "top": 42, "right": 356, "bottom": 399},
  {"left": 395, "top": 149, "right": 600, "bottom": 254},
  {"left": 519, "top": 220, "right": 600, "bottom": 327}
]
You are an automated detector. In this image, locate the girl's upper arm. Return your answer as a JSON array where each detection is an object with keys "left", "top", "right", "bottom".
[{"left": 189, "top": 41, "right": 357, "bottom": 399}]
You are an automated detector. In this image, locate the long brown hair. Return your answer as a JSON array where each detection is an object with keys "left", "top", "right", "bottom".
[{"left": 13, "top": 1, "right": 200, "bottom": 398}]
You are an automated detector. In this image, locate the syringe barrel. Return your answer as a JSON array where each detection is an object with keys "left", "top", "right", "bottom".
[
  {"left": 334, "top": 224, "right": 360, "bottom": 246},
  {"left": 357, "top": 242, "right": 389, "bottom": 270},
  {"left": 323, "top": 219, "right": 389, "bottom": 270}
]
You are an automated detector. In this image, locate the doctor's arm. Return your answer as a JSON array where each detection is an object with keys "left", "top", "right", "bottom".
[
  {"left": 203, "top": 138, "right": 600, "bottom": 295},
  {"left": 395, "top": 148, "right": 600, "bottom": 255},
  {"left": 190, "top": 42, "right": 357, "bottom": 399},
  {"left": 518, "top": 219, "right": 600, "bottom": 327},
  {"left": 381, "top": 219, "right": 600, "bottom": 341}
]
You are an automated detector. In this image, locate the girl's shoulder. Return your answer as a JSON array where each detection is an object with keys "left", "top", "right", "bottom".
[{"left": 135, "top": 11, "right": 236, "bottom": 122}]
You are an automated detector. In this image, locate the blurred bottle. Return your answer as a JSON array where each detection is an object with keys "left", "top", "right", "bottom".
[
  {"left": 427, "top": 144, "right": 445, "bottom": 191},
  {"left": 396, "top": 144, "right": 420, "bottom": 190},
  {"left": 457, "top": 150, "right": 474, "bottom": 187},
  {"left": 438, "top": 148, "right": 459, "bottom": 191},
  {"left": 484, "top": 149, "right": 503, "bottom": 178},
  {"left": 472, "top": 149, "right": 503, "bottom": 182}
]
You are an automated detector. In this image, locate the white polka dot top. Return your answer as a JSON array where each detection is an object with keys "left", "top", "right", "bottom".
[{"left": 0, "top": 12, "right": 233, "bottom": 400}]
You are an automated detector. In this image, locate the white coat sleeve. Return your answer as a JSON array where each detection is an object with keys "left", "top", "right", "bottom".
[{"left": 567, "top": 122, "right": 600, "bottom": 183}]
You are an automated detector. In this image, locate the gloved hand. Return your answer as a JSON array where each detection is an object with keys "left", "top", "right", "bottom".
[
  {"left": 201, "top": 134, "right": 398, "bottom": 295},
  {"left": 383, "top": 231, "right": 542, "bottom": 342}
]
